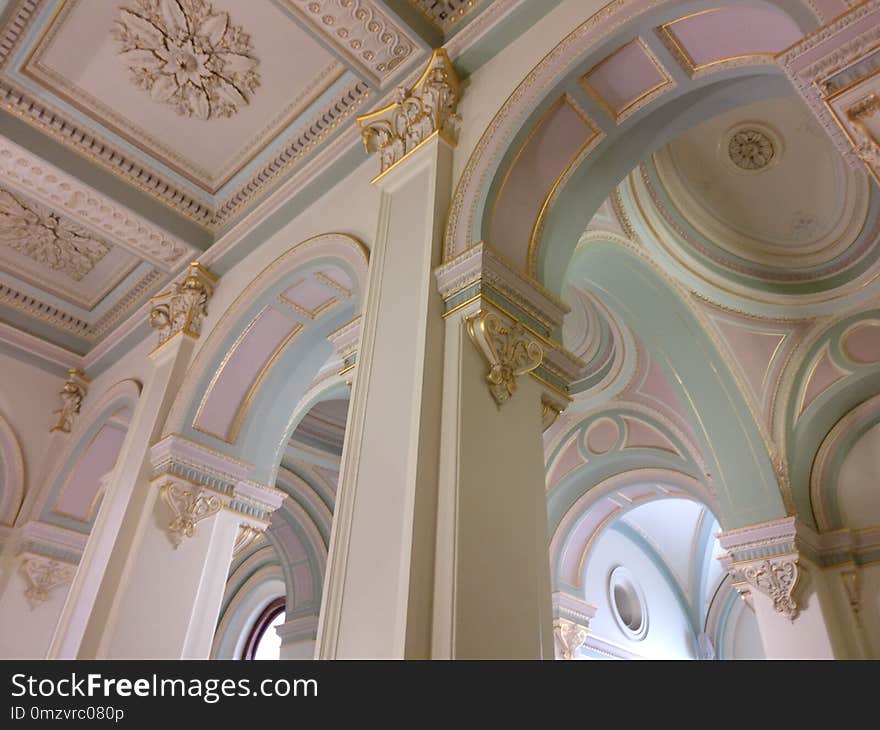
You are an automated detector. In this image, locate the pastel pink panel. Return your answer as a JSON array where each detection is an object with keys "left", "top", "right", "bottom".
[
  {"left": 291, "top": 561, "right": 314, "bottom": 607},
  {"left": 282, "top": 277, "right": 336, "bottom": 314},
  {"left": 714, "top": 320, "right": 786, "bottom": 400},
  {"left": 490, "top": 99, "right": 596, "bottom": 269},
  {"left": 586, "top": 418, "right": 619, "bottom": 454},
  {"left": 802, "top": 349, "right": 847, "bottom": 414},
  {"left": 843, "top": 323, "right": 880, "bottom": 364},
  {"left": 318, "top": 265, "right": 353, "bottom": 293},
  {"left": 622, "top": 417, "right": 678, "bottom": 454},
  {"left": 54, "top": 424, "right": 126, "bottom": 521},
  {"left": 548, "top": 436, "right": 585, "bottom": 489},
  {"left": 666, "top": 7, "right": 802, "bottom": 68},
  {"left": 584, "top": 39, "right": 667, "bottom": 113},
  {"left": 195, "top": 308, "right": 299, "bottom": 441}
]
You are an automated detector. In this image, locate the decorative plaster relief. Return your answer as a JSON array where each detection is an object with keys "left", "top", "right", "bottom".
[
  {"left": 112, "top": 0, "right": 260, "bottom": 120},
  {"left": 0, "top": 138, "right": 190, "bottom": 268},
  {"left": 553, "top": 617, "right": 588, "bottom": 660},
  {"left": 727, "top": 127, "right": 776, "bottom": 171},
  {"left": 19, "top": 555, "right": 75, "bottom": 608},
  {"left": 465, "top": 310, "right": 542, "bottom": 406},
  {"left": 50, "top": 369, "right": 90, "bottom": 434},
  {"left": 149, "top": 261, "right": 217, "bottom": 348},
  {"left": 287, "top": 0, "right": 415, "bottom": 83},
  {"left": 741, "top": 558, "right": 800, "bottom": 621},
  {"left": 0, "top": 189, "right": 110, "bottom": 281},
  {"left": 233, "top": 523, "right": 263, "bottom": 556},
  {"left": 159, "top": 480, "right": 222, "bottom": 547},
  {"left": 358, "top": 49, "right": 460, "bottom": 176}
]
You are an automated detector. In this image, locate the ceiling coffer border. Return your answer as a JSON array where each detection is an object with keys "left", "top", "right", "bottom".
[{"left": 0, "top": 0, "right": 375, "bottom": 230}]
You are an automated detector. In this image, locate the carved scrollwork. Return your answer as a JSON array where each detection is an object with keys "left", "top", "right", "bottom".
[
  {"left": 357, "top": 49, "right": 461, "bottom": 174},
  {"left": 742, "top": 558, "right": 800, "bottom": 621},
  {"left": 19, "top": 556, "right": 75, "bottom": 608},
  {"left": 149, "top": 262, "right": 217, "bottom": 348},
  {"left": 50, "top": 369, "right": 90, "bottom": 434},
  {"left": 553, "top": 617, "right": 588, "bottom": 660},
  {"left": 232, "top": 523, "right": 263, "bottom": 556},
  {"left": 466, "top": 310, "right": 543, "bottom": 406},
  {"left": 159, "top": 481, "right": 222, "bottom": 547},
  {"left": 847, "top": 95, "right": 880, "bottom": 167}
]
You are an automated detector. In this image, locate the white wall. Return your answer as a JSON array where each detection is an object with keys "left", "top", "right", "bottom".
[{"left": 582, "top": 528, "right": 696, "bottom": 659}]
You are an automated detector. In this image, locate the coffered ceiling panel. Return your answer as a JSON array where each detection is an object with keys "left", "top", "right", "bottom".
[{"left": 0, "top": 0, "right": 425, "bottom": 230}]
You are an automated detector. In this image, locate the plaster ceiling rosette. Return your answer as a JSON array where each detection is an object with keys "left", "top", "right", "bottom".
[{"left": 640, "top": 96, "right": 877, "bottom": 305}]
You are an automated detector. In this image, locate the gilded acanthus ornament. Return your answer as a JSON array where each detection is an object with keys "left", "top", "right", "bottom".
[
  {"left": 111, "top": 0, "right": 260, "bottom": 120},
  {"left": 50, "top": 369, "right": 90, "bottom": 434},
  {"left": 19, "top": 556, "right": 75, "bottom": 608},
  {"left": 149, "top": 262, "right": 217, "bottom": 347},
  {"left": 553, "top": 617, "right": 588, "bottom": 660},
  {"left": 742, "top": 558, "right": 800, "bottom": 621},
  {"left": 466, "top": 311, "right": 543, "bottom": 406},
  {"left": 159, "top": 481, "right": 222, "bottom": 547},
  {"left": 0, "top": 189, "right": 110, "bottom": 281},
  {"left": 357, "top": 48, "right": 461, "bottom": 175}
]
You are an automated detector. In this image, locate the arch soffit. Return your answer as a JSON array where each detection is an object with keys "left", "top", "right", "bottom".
[
  {"left": 25, "top": 379, "right": 141, "bottom": 532},
  {"left": 0, "top": 410, "right": 25, "bottom": 527},
  {"left": 161, "top": 233, "right": 367, "bottom": 481},
  {"left": 445, "top": 0, "right": 817, "bottom": 292}
]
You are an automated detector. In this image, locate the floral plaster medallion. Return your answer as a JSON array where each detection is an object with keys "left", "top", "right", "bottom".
[{"left": 111, "top": 0, "right": 261, "bottom": 120}]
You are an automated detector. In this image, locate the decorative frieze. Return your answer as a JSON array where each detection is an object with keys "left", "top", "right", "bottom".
[
  {"left": 357, "top": 49, "right": 461, "bottom": 177},
  {"left": 19, "top": 555, "right": 75, "bottom": 608},
  {"left": 465, "top": 310, "right": 542, "bottom": 406},
  {"left": 50, "top": 369, "right": 90, "bottom": 434},
  {"left": 327, "top": 315, "right": 362, "bottom": 378},
  {"left": 149, "top": 262, "right": 218, "bottom": 348}
]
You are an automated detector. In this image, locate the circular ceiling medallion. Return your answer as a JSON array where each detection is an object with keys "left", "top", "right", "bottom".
[
  {"left": 112, "top": 0, "right": 261, "bottom": 120},
  {"left": 726, "top": 124, "right": 779, "bottom": 172}
]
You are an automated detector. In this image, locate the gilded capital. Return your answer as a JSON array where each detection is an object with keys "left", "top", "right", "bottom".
[
  {"left": 466, "top": 310, "right": 543, "bottom": 406},
  {"left": 159, "top": 480, "right": 222, "bottom": 548},
  {"left": 149, "top": 262, "right": 218, "bottom": 349},
  {"left": 50, "top": 369, "right": 90, "bottom": 434},
  {"left": 553, "top": 617, "right": 588, "bottom": 660},
  {"left": 741, "top": 558, "right": 800, "bottom": 621},
  {"left": 19, "top": 556, "right": 75, "bottom": 608},
  {"left": 357, "top": 49, "right": 461, "bottom": 177}
]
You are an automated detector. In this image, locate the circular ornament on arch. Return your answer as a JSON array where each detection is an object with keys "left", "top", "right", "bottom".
[
  {"left": 585, "top": 417, "right": 620, "bottom": 455},
  {"left": 841, "top": 321, "right": 880, "bottom": 365},
  {"left": 608, "top": 565, "right": 648, "bottom": 641}
]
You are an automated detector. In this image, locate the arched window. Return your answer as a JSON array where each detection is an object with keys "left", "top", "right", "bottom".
[{"left": 241, "top": 598, "right": 285, "bottom": 660}]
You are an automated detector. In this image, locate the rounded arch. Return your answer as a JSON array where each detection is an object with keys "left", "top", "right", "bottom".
[
  {"left": 0, "top": 411, "right": 24, "bottom": 527},
  {"left": 162, "top": 233, "right": 368, "bottom": 484},
  {"left": 26, "top": 379, "right": 140, "bottom": 532},
  {"left": 445, "top": 0, "right": 816, "bottom": 294},
  {"left": 810, "top": 393, "right": 880, "bottom": 531},
  {"left": 779, "top": 308, "right": 880, "bottom": 527},
  {"left": 564, "top": 241, "right": 785, "bottom": 528}
]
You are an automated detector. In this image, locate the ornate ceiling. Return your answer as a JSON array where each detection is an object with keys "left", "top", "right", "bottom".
[{"left": 0, "top": 0, "right": 514, "bottom": 363}]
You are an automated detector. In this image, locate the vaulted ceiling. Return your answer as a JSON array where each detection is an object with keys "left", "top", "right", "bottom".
[{"left": 0, "top": 0, "right": 508, "bottom": 364}]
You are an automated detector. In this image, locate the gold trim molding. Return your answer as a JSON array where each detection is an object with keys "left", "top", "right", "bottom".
[{"left": 50, "top": 368, "right": 90, "bottom": 434}]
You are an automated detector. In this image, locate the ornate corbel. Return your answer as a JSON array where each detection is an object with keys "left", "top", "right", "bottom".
[
  {"left": 465, "top": 310, "right": 543, "bottom": 406},
  {"left": 19, "top": 556, "right": 75, "bottom": 608},
  {"left": 840, "top": 568, "right": 861, "bottom": 626},
  {"left": 233, "top": 524, "right": 263, "bottom": 557},
  {"left": 553, "top": 617, "right": 588, "bottom": 660},
  {"left": 149, "top": 262, "right": 218, "bottom": 349},
  {"left": 357, "top": 48, "right": 461, "bottom": 177},
  {"left": 159, "top": 480, "right": 222, "bottom": 548},
  {"left": 50, "top": 369, "right": 90, "bottom": 433},
  {"left": 742, "top": 558, "right": 800, "bottom": 621}
]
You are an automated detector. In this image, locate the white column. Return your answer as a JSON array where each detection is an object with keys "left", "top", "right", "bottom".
[
  {"left": 50, "top": 263, "right": 217, "bottom": 658},
  {"left": 719, "top": 517, "right": 863, "bottom": 659}
]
